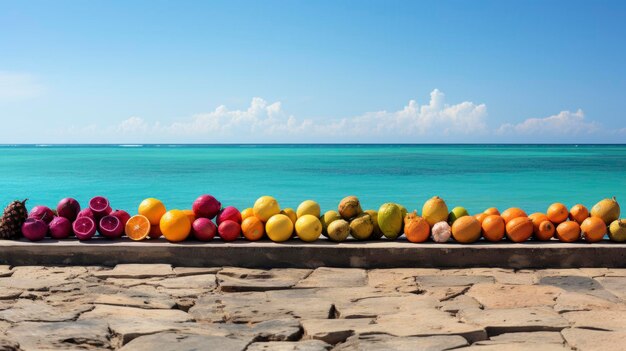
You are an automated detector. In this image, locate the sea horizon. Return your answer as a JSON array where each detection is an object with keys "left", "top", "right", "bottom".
[
  {"left": 2, "top": 144, "right": 624, "bottom": 217},
  {"left": 2, "top": 143, "right": 626, "bottom": 147}
]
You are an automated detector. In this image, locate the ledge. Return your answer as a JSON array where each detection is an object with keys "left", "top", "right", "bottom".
[{"left": 1, "top": 238, "right": 626, "bottom": 268}]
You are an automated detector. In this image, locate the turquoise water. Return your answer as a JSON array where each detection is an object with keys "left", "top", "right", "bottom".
[{"left": 1, "top": 145, "right": 625, "bottom": 215}]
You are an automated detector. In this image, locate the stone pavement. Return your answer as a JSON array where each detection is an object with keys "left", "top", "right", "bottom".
[{"left": 1, "top": 265, "right": 626, "bottom": 350}]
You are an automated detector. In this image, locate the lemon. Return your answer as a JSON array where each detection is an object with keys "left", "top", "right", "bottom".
[
  {"left": 295, "top": 214, "right": 322, "bottom": 242},
  {"left": 138, "top": 198, "right": 167, "bottom": 225},
  {"left": 265, "top": 214, "right": 293, "bottom": 242},
  {"left": 160, "top": 209, "right": 191, "bottom": 242},
  {"left": 280, "top": 208, "right": 297, "bottom": 225},
  {"left": 253, "top": 196, "right": 280, "bottom": 222},
  {"left": 296, "top": 200, "right": 321, "bottom": 218}
]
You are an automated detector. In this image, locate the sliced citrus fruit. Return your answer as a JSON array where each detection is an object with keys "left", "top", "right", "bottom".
[{"left": 125, "top": 215, "right": 151, "bottom": 241}]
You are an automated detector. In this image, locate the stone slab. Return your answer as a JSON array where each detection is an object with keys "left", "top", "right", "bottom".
[
  {"left": 0, "top": 299, "right": 92, "bottom": 323},
  {"left": 562, "top": 310, "right": 626, "bottom": 331},
  {"left": 94, "top": 264, "right": 174, "bottom": 278},
  {"left": 2, "top": 239, "right": 626, "bottom": 268},
  {"left": 467, "top": 283, "right": 562, "bottom": 309},
  {"left": 561, "top": 327, "right": 626, "bottom": 351},
  {"left": 334, "top": 334, "right": 468, "bottom": 351},
  {"left": 295, "top": 267, "right": 366, "bottom": 288},
  {"left": 218, "top": 268, "right": 310, "bottom": 292},
  {"left": 460, "top": 307, "right": 569, "bottom": 334},
  {"left": 119, "top": 332, "right": 250, "bottom": 351},
  {"left": 247, "top": 340, "right": 332, "bottom": 351},
  {"left": 6, "top": 320, "right": 111, "bottom": 350},
  {"left": 190, "top": 292, "right": 333, "bottom": 323}
]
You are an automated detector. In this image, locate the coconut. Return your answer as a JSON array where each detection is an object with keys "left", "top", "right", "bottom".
[
  {"left": 327, "top": 219, "right": 350, "bottom": 242},
  {"left": 350, "top": 213, "right": 374, "bottom": 240},
  {"left": 338, "top": 196, "right": 362, "bottom": 220},
  {"left": 320, "top": 210, "right": 341, "bottom": 236},
  {"left": 609, "top": 219, "right": 626, "bottom": 242},
  {"left": 365, "top": 209, "right": 382, "bottom": 239},
  {"left": 432, "top": 221, "right": 451, "bottom": 243},
  {"left": 591, "top": 197, "right": 620, "bottom": 225}
]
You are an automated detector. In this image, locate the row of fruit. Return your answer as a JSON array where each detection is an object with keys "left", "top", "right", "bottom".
[{"left": 0, "top": 194, "right": 624, "bottom": 243}]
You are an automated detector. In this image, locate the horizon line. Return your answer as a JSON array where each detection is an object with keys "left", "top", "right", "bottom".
[{"left": 1, "top": 143, "right": 626, "bottom": 146}]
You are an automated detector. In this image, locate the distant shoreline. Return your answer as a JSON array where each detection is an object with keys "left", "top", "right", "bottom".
[{"left": 1, "top": 143, "right": 625, "bottom": 147}]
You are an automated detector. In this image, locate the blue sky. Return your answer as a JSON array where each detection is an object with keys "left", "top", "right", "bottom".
[{"left": 1, "top": 0, "right": 625, "bottom": 143}]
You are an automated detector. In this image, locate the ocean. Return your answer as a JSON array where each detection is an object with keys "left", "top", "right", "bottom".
[{"left": 1, "top": 144, "right": 625, "bottom": 216}]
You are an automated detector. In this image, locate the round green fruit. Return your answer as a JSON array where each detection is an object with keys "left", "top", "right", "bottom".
[
  {"left": 320, "top": 210, "right": 341, "bottom": 237},
  {"left": 448, "top": 206, "right": 469, "bottom": 224},
  {"left": 377, "top": 203, "right": 403, "bottom": 239}
]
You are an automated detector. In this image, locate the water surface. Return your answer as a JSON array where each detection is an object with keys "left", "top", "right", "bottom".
[{"left": 1, "top": 144, "right": 624, "bottom": 214}]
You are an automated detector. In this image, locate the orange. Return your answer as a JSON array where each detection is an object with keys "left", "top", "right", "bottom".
[
  {"left": 474, "top": 213, "right": 488, "bottom": 225},
  {"left": 451, "top": 216, "right": 481, "bottom": 244},
  {"left": 547, "top": 203, "right": 568, "bottom": 224},
  {"left": 483, "top": 207, "right": 500, "bottom": 216},
  {"left": 569, "top": 204, "right": 589, "bottom": 224},
  {"left": 125, "top": 215, "right": 151, "bottom": 241},
  {"left": 160, "top": 210, "right": 191, "bottom": 242},
  {"left": 580, "top": 217, "right": 606, "bottom": 243},
  {"left": 556, "top": 221, "right": 581, "bottom": 243},
  {"left": 536, "top": 221, "right": 555, "bottom": 241},
  {"left": 148, "top": 224, "right": 162, "bottom": 239},
  {"left": 241, "top": 208, "right": 255, "bottom": 221},
  {"left": 181, "top": 209, "right": 195, "bottom": 225},
  {"left": 481, "top": 215, "right": 505, "bottom": 242},
  {"left": 138, "top": 198, "right": 167, "bottom": 225},
  {"left": 505, "top": 217, "right": 533, "bottom": 243},
  {"left": 501, "top": 208, "right": 527, "bottom": 224},
  {"left": 528, "top": 213, "right": 549, "bottom": 235},
  {"left": 404, "top": 216, "right": 430, "bottom": 243},
  {"left": 241, "top": 216, "right": 265, "bottom": 241}
]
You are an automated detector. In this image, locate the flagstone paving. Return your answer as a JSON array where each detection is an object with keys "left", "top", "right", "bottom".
[{"left": 0, "top": 266, "right": 626, "bottom": 350}]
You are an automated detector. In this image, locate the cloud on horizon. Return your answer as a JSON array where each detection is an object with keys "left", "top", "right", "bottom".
[
  {"left": 48, "top": 89, "right": 619, "bottom": 143},
  {"left": 110, "top": 89, "right": 489, "bottom": 143},
  {"left": 497, "top": 109, "right": 599, "bottom": 136}
]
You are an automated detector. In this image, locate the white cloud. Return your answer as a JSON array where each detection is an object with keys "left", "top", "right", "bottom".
[
  {"left": 497, "top": 109, "right": 599, "bottom": 136},
  {"left": 46, "top": 89, "right": 621, "bottom": 143},
  {"left": 112, "top": 89, "right": 488, "bottom": 142},
  {"left": 0, "top": 72, "right": 44, "bottom": 101}
]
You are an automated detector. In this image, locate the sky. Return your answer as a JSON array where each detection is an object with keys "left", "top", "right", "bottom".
[{"left": 1, "top": 0, "right": 625, "bottom": 143}]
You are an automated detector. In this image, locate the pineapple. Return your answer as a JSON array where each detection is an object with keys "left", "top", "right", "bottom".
[{"left": 0, "top": 199, "right": 28, "bottom": 240}]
